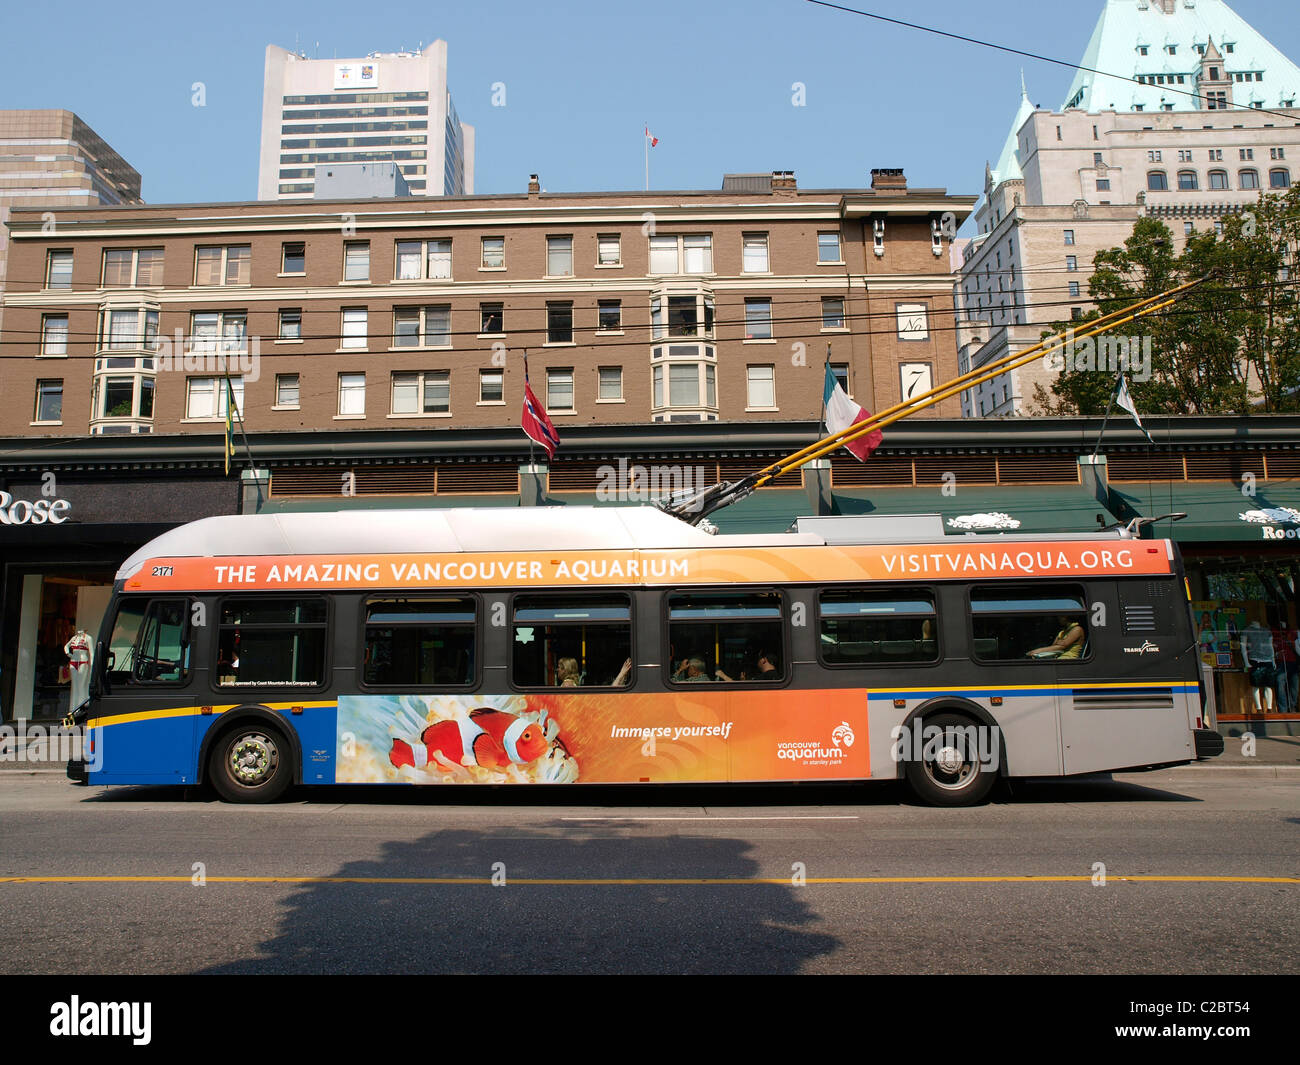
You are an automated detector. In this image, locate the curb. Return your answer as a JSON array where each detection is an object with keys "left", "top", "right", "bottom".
[{"left": 1120, "top": 765, "right": 1300, "bottom": 781}]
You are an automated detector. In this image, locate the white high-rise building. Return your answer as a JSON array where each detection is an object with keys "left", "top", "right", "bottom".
[
  {"left": 258, "top": 40, "right": 474, "bottom": 200},
  {"left": 956, "top": 0, "right": 1300, "bottom": 417}
]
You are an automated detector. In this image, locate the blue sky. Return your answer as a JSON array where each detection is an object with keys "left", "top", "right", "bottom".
[{"left": 1, "top": 0, "right": 1297, "bottom": 208}]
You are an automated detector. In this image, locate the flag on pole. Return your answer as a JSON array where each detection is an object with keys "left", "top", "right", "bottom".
[
  {"left": 521, "top": 357, "right": 561, "bottom": 460},
  {"left": 1114, "top": 373, "right": 1153, "bottom": 443},
  {"left": 823, "top": 363, "right": 882, "bottom": 461},
  {"left": 644, "top": 126, "right": 658, "bottom": 147},
  {"left": 223, "top": 377, "right": 237, "bottom": 475}
]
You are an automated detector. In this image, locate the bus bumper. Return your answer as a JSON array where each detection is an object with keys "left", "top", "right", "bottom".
[{"left": 1194, "top": 728, "right": 1225, "bottom": 760}]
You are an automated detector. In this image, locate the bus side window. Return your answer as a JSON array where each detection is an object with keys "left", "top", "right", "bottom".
[
  {"left": 511, "top": 593, "right": 632, "bottom": 689},
  {"left": 818, "top": 589, "right": 938, "bottom": 665},
  {"left": 362, "top": 596, "right": 476, "bottom": 688},
  {"left": 103, "top": 598, "right": 190, "bottom": 686},
  {"left": 667, "top": 590, "right": 786, "bottom": 683},
  {"left": 216, "top": 598, "right": 328, "bottom": 688},
  {"left": 970, "top": 586, "right": 1089, "bottom": 663}
]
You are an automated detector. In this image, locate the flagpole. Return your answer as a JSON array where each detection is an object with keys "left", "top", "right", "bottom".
[
  {"left": 644, "top": 124, "right": 649, "bottom": 191},
  {"left": 1090, "top": 369, "right": 1122, "bottom": 460},
  {"left": 523, "top": 349, "right": 535, "bottom": 469},
  {"left": 822, "top": 344, "right": 832, "bottom": 436}
]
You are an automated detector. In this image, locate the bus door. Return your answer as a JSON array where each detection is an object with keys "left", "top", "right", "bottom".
[
  {"left": 89, "top": 596, "right": 199, "bottom": 782},
  {"left": 1056, "top": 580, "right": 1195, "bottom": 775}
]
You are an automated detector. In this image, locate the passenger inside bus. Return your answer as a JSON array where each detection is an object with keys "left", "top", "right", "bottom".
[
  {"left": 672, "top": 657, "right": 715, "bottom": 682},
  {"left": 1027, "top": 616, "right": 1086, "bottom": 659}
]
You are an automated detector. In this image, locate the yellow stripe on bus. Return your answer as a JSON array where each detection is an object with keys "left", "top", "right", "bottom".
[{"left": 93, "top": 702, "right": 336, "bottom": 730}]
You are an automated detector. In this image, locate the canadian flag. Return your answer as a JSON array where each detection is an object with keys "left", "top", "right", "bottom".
[{"left": 644, "top": 126, "right": 658, "bottom": 147}]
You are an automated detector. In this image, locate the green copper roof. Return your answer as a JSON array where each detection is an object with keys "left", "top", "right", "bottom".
[{"left": 1063, "top": 0, "right": 1300, "bottom": 113}]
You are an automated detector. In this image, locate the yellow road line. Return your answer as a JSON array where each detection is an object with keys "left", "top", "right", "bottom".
[{"left": 1, "top": 874, "right": 1297, "bottom": 885}]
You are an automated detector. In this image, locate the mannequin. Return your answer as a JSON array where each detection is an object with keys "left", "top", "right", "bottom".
[
  {"left": 64, "top": 630, "right": 94, "bottom": 712},
  {"left": 1240, "top": 620, "right": 1276, "bottom": 713}
]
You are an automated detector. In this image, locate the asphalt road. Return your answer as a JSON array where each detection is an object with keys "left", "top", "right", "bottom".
[{"left": 1, "top": 770, "right": 1297, "bottom": 976}]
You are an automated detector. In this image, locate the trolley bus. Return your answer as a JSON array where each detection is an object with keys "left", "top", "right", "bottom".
[{"left": 68, "top": 506, "right": 1221, "bottom": 805}]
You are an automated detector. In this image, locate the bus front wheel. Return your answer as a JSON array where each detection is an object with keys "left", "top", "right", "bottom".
[
  {"left": 903, "top": 711, "right": 997, "bottom": 807},
  {"left": 209, "top": 722, "right": 292, "bottom": 803}
]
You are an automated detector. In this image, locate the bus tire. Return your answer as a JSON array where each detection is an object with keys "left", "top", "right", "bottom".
[
  {"left": 903, "top": 711, "right": 997, "bottom": 807},
  {"left": 208, "top": 720, "right": 292, "bottom": 804}
]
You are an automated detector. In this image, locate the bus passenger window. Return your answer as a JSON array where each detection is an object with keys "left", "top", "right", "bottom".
[
  {"left": 217, "top": 598, "right": 328, "bottom": 687},
  {"left": 363, "top": 597, "right": 476, "bottom": 687},
  {"left": 667, "top": 591, "right": 785, "bottom": 683},
  {"left": 512, "top": 593, "right": 632, "bottom": 689},
  {"left": 818, "top": 590, "right": 937, "bottom": 665},
  {"left": 970, "top": 587, "right": 1089, "bottom": 663}
]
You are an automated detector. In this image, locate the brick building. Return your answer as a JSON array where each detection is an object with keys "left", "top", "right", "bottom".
[{"left": 0, "top": 169, "right": 972, "bottom": 439}]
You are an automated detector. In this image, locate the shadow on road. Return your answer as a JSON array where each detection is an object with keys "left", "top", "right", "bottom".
[{"left": 195, "top": 826, "right": 840, "bottom": 974}]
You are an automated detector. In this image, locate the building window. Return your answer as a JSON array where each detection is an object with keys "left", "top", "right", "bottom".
[
  {"left": 1208, "top": 170, "right": 1229, "bottom": 190},
  {"left": 1207, "top": 92, "right": 1228, "bottom": 110},
  {"left": 281, "top": 242, "right": 306, "bottom": 274},
  {"left": 1148, "top": 170, "right": 1169, "bottom": 191},
  {"left": 1270, "top": 168, "right": 1291, "bottom": 189},
  {"left": 395, "top": 239, "right": 451, "bottom": 280},
  {"left": 46, "top": 250, "right": 73, "bottom": 289},
  {"left": 343, "top": 241, "right": 370, "bottom": 281},
  {"left": 744, "top": 298, "right": 773, "bottom": 339},
  {"left": 275, "top": 374, "right": 300, "bottom": 408},
  {"left": 1138, "top": 45, "right": 1148, "bottom": 56},
  {"left": 394, "top": 305, "right": 451, "bottom": 347},
  {"left": 392, "top": 370, "right": 450, "bottom": 415},
  {"left": 480, "top": 302, "right": 504, "bottom": 334},
  {"left": 103, "top": 248, "right": 164, "bottom": 287},
  {"left": 1178, "top": 150, "right": 1192, "bottom": 163},
  {"left": 1185, "top": 221, "right": 1195, "bottom": 236},
  {"left": 273, "top": 308, "right": 299, "bottom": 340},
  {"left": 1064, "top": 229, "right": 1075, "bottom": 245},
  {"left": 546, "top": 235, "right": 573, "bottom": 277},
  {"left": 746, "top": 364, "right": 776, "bottom": 409},
  {"left": 546, "top": 368, "right": 574, "bottom": 411},
  {"left": 1208, "top": 149, "right": 1223, "bottom": 162},
  {"left": 481, "top": 236, "right": 504, "bottom": 269},
  {"left": 1071, "top": 307, "right": 1084, "bottom": 321},
  {"left": 34, "top": 380, "right": 63, "bottom": 423},
  {"left": 821, "top": 296, "right": 846, "bottom": 330},
  {"left": 341, "top": 308, "right": 368, "bottom": 348},
  {"left": 1271, "top": 148, "right": 1286, "bottom": 161},
  {"left": 597, "top": 300, "right": 622, "bottom": 331},
  {"left": 597, "top": 234, "right": 621, "bottom": 266},
  {"left": 653, "top": 361, "right": 716, "bottom": 413},
  {"left": 648, "top": 234, "right": 712, "bottom": 274},
  {"left": 1068, "top": 281, "right": 1080, "bottom": 298},
  {"left": 1240, "top": 148, "right": 1254, "bottom": 161},
  {"left": 1096, "top": 179, "right": 1111, "bottom": 191},
  {"left": 1066, "top": 256, "right": 1078, "bottom": 271},
  {"left": 479, "top": 370, "right": 503, "bottom": 403},
  {"left": 186, "top": 376, "right": 244, "bottom": 420},
  {"left": 830, "top": 363, "right": 849, "bottom": 393},
  {"left": 1093, "top": 152, "right": 1103, "bottom": 166},
  {"left": 1178, "top": 170, "right": 1199, "bottom": 190},
  {"left": 1148, "top": 150, "right": 1162, "bottom": 162},
  {"left": 598, "top": 367, "right": 623, "bottom": 401},
  {"left": 41, "top": 314, "right": 69, "bottom": 356},
  {"left": 338, "top": 373, "right": 365, "bottom": 417},
  {"left": 102, "top": 308, "right": 158, "bottom": 351},
  {"left": 1240, "top": 169, "right": 1260, "bottom": 190},
  {"left": 195, "top": 245, "right": 251, "bottom": 286},
  {"left": 818, "top": 231, "right": 842, "bottom": 263},
  {"left": 189, "top": 311, "right": 245, "bottom": 355},
  {"left": 546, "top": 302, "right": 573, "bottom": 344},
  {"left": 742, "top": 233, "right": 769, "bottom": 273}
]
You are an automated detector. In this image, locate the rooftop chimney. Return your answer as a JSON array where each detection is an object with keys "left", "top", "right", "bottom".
[
  {"left": 870, "top": 168, "right": 907, "bottom": 191},
  {"left": 771, "top": 170, "right": 797, "bottom": 192},
  {"left": 528, "top": 173, "right": 540, "bottom": 195}
]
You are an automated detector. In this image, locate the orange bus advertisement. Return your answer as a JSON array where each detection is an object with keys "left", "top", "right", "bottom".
[
  {"left": 127, "top": 540, "right": 1174, "bottom": 593},
  {"left": 335, "top": 689, "right": 871, "bottom": 785}
]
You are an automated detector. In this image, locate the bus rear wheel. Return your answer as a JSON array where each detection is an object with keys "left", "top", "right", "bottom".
[
  {"left": 903, "top": 711, "right": 997, "bottom": 807},
  {"left": 209, "top": 722, "right": 292, "bottom": 804}
]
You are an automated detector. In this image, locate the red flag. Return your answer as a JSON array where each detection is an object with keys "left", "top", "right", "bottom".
[
  {"left": 644, "top": 126, "right": 658, "bottom": 147},
  {"left": 521, "top": 359, "right": 561, "bottom": 459}
]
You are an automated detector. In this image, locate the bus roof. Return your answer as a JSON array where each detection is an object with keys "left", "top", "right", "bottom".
[{"left": 117, "top": 506, "right": 1150, "bottom": 585}]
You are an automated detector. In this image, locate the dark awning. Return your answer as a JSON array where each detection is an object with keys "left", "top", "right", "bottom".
[{"left": 1108, "top": 481, "right": 1300, "bottom": 543}]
